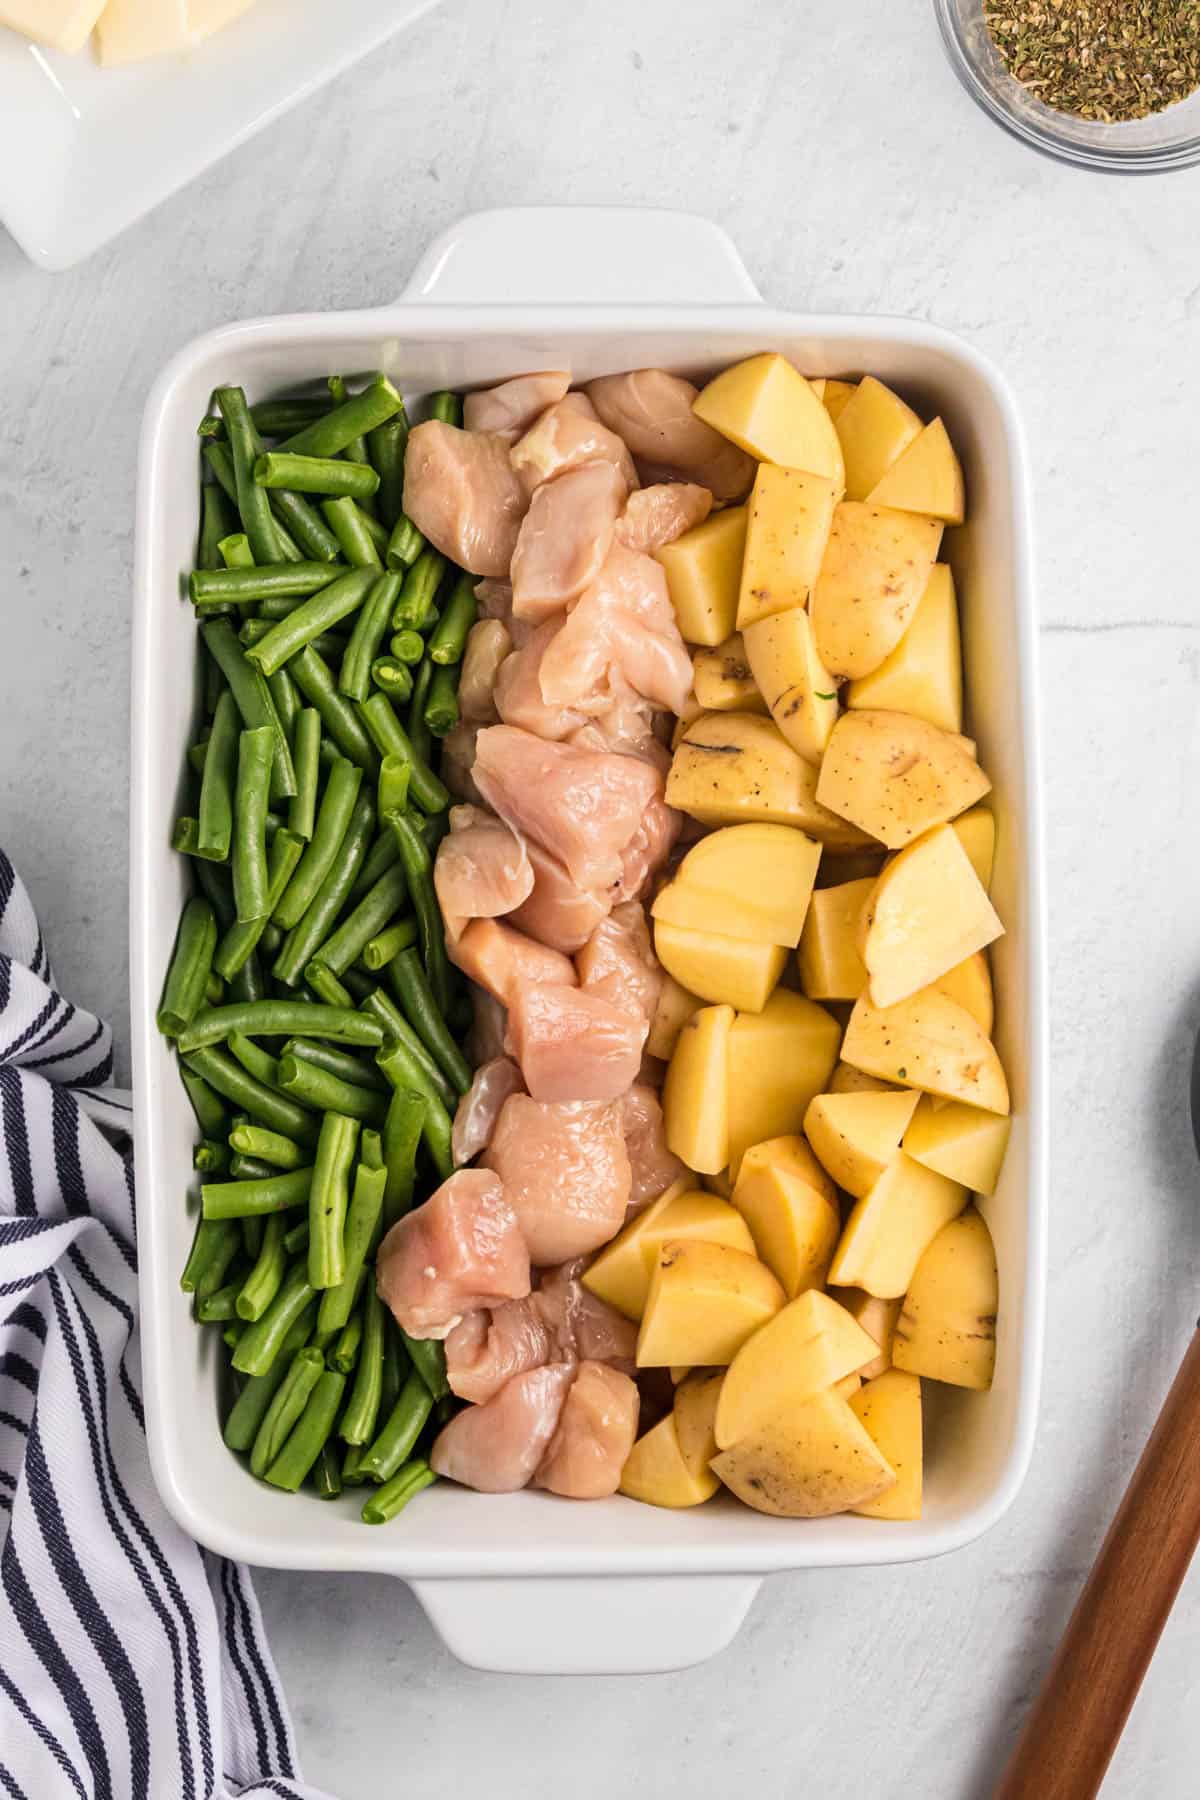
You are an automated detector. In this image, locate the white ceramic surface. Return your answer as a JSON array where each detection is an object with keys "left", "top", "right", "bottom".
[
  {"left": 0, "top": 0, "right": 443, "bottom": 271},
  {"left": 129, "top": 206, "right": 1045, "bottom": 1677}
]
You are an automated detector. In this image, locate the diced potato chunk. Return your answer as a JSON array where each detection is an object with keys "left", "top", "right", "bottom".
[
  {"left": 673, "top": 1369, "right": 724, "bottom": 1481},
  {"left": 620, "top": 1413, "right": 719, "bottom": 1507},
  {"left": 828, "top": 1153, "right": 967, "bottom": 1298},
  {"left": 742, "top": 607, "right": 839, "bottom": 765},
  {"left": 848, "top": 1370, "right": 923, "bottom": 1518},
  {"left": 833, "top": 376, "right": 924, "bottom": 503},
  {"left": 714, "top": 1289, "right": 881, "bottom": 1448},
  {"left": 803, "top": 1088, "right": 921, "bottom": 1198},
  {"left": 829, "top": 1287, "right": 903, "bottom": 1379},
  {"left": 654, "top": 920, "right": 787, "bottom": 1013},
  {"left": 841, "top": 990, "right": 1010, "bottom": 1115},
  {"left": 731, "top": 1134, "right": 840, "bottom": 1297},
  {"left": 692, "top": 635, "right": 767, "bottom": 713},
  {"left": 646, "top": 973, "right": 702, "bottom": 1060},
  {"left": 692, "top": 353, "right": 845, "bottom": 487},
  {"left": 652, "top": 822, "right": 822, "bottom": 948},
  {"left": 582, "top": 1186, "right": 754, "bottom": 1321},
  {"left": 810, "top": 503, "right": 944, "bottom": 682},
  {"left": 859, "top": 823, "right": 1004, "bottom": 1009},
  {"left": 655, "top": 506, "right": 748, "bottom": 647},
  {"left": 711, "top": 1388, "right": 895, "bottom": 1517},
  {"left": 952, "top": 806, "right": 996, "bottom": 892},
  {"left": 736, "top": 465, "right": 839, "bottom": 628},
  {"left": 867, "top": 418, "right": 965, "bottom": 525},
  {"left": 637, "top": 1239, "right": 784, "bottom": 1368},
  {"left": 893, "top": 1209, "right": 998, "bottom": 1389},
  {"left": 932, "top": 951, "right": 994, "bottom": 1034},
  {"left": 796, "top": 878, "right": 874, "bottom": 1000},
  {"left": 816, "top": 710, "right": 991, "bottom": 849},
  {"left": 668, "top": 712, "right": 875, "bottom": 847},
  {"left": 822, "top": 379, "right": 858, "bottom": 422},
  {"left": 726, "top": 990, "right": 842, "bottom": 1175},
  {"left": 903, "top": 1095, "right": 1012, "bottom": 1195},
  {"left": 846, "top": 564, "right": 962, "bottom": 733},
  {"left": 662, "top": 1003, "right": 734, "bottom": 1173},
  {"left": 829, "top": 1061, "right": 899, "bottom": 1096}
]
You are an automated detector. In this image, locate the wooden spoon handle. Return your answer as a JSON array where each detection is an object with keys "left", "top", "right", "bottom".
[{"left": 993, "top": 1324, "right": 1200, "bottom": 1800}]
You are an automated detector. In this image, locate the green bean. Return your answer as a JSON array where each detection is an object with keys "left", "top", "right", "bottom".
[
  {"left": 215, "top": 386, "right": 283, "bottom": 564},
  {"left": 180, "top": 1064, "right": 227, "bottom": 1138},
  {"left": 383, "top": 810, "right": 452, "bottom": 1011},
  {"left": 260, "top": 922, "right": 283, "bottom": 957},
  {"left": 222, "top": 1304, "right": 315, "bottom": 1450},
  {"left": 232, "top": 726, "right": 274, "bottom": 923},
  {"left": 361, "top": 917, "right": 418, "bottom": 972},
  {"left": 267, "top": 664, "right": 300, "bottom": 745},
  {"left": 269, "top": 486, "right": 343, "bottom": 563},
  {"left": 288, "top": 645, "right": 378, "bottom": 773},
  {"left": 233, "top": 1262, "right": 318, "bottom": 1376},
  {"left": 362, "top": 1460, "right": 436, "bottom": 1524},
  {"left": 201, "top": 396, "right": 331, "bottom": 441},
  {"left": 369, "top": 658, "right": 413, "bottom": 701},
  {"left": 307, "top": 1112, "right": 360, "bottom": 1289},
  {"left": 360, "top": 695, "right": 449, "bottom": 815},
  {"left": 193, "top": 1138, "right": 229, "bottom": 1175},
  {"left": 244, "top": 568, "right": 376, "bottom": 678},
  {"left": 203, "top": 643, "right": 226, "bottom": 714},
  {"left": 349, "top": 832, "right": 399, "bottom": 904},
  {"left": 387, "top": 947, "right": 471, "bottom": 1094},
  {"left": 180, "top": 1045, "right": 321, "bottom": 1146},
  {"left": 317, "top": 1160, "right": 385, "bottom": 1336},
  {"left": 226, "top": 949, "right": 267, "bottom": 1006},
  {"left": 341, "top": 1442, "right": 371, "bottom": 1483},
  {"left": 235, "top": 1213, "right": 289, "bottom": 1320},
  {"left": 358, "top": 1371, "right": 432, "bottom": 1483},
  {"left": 357, "top": 507, "right": 390, "bottom": 557},
  {"left": 188, "top": 736, "right": 211, "bottom": 776},
  {"left": 367, "top": 990, "right": 456, "bottom": 1110},
  {"left": 250, "top": 1346, "right": 325, "bottom": 1477},
  {"left": 360, "top": 1127, "right": 383, "bottom": 1170},
  {"left": 196, "top": 1282, "right": 242, "bottom": 1323},
  {"left": 205, "top": 971, "right": 225, "bottom": 1007},
  {"left": 366, "top": 405, "right": 409, "bottom": 529},
  {"left": 199, "top": 483, "right": 237, "bottom": 570},
  {"left": 380, "top": 1088, "right": 424, "bottom": 1226},
  {"left": 243, "top": 623, "right": 348, "bottom": 664},
  {"left": 304, "top": 962, "right": 354, "bottom": 1009},
  {"left": 340, "top": 1287, "right": 385, "bottom": 1445},
  {"left": 339, "top": 572, "right": 401, "bottom": 702},
  {"left": 327, "top": 376, "right": 378, "bottom": 515},
  {"left": 191, "top": 563, "right": 342, "bottom": 608},
  {"left": 283, "top": 1219, "right": 311, "bottom": 1258},
  {"left": 219, "top": 531, "right": 253, "bottom": 570},
  {"left": 391, "top": 547, "right": 445, "bottom": 631},
  {"left": 427, "top": 573, "right": 477, "bottom": 665},
  {"left": 277, "top": 375, "right": 404, "bottom": 458},
  {"left": 375, "top": 759, "right": 409, "bottom": 825},
  {"left": 157, "top": 897, "right": 218, "bottom": 1037},
  {"left": 180, "top": 1216, "right": 239, "bottom": 1294},
  {"left": 201, "top": 439, "right": 240, "bottom": 508},
  {"left": 385, "top": 515, "right": 425, "bottom": 571},
  {"left": 379, "top": 1319, "right": 406, "bottom": 1420},
  {"left": 406, "top": 658, "right": 435, "bottom": 767},
  {"left": 201, "top": 1166, "right": 313, "bottom": 1221},
  {"left": 321, "top": 496, "right": 383, "bottom": 569},
  {"left": 226, "top": 1029, "right": 281, "bottom": 1090},
  {"left": 201, "top": 618, "right": 296, "bottom": 802},
  {"left": 403, "top": 1332, "right": 451, "bottom": 1401},
  {"left": 389, "top": 630, "right": 425, "bottom": 666},
  {"left": 329, "top": 1303, "right": 364, "bottom": 1374},
  {"left": 224, "top": 1321, "right": 246, "bottom": 1349},
  {"left": 230, "top": 1154, "right": 279, "bottom": 1179},
  {"left": 273, "top": 792, "right": 375, "bottom": 987},
  {"left": 230, "top": 1125, "right": 306, "bottom": 1170},
  {"left": 242, "top": 1214, "right": 264, "bottom": 1258},
  {"left": 214, "top": 828, "right": 304, "bottom": 981},
  {"left": 423, "top": 664, "right": 460, "bottom": 738},
  {"left": 254, "top": 452, "right": 380, "bottom": 499},
  {"left": 180, "top": 1000, "right": 382, "bottom": 1053},
  {"left": 428, "top": 390, "right": 462, "bottom": 427},
  {"left": 273, "top": 757, "right": 362, "bottom": 930},
  {"left": 265, "top": 1369, "right": 346, "bottom": 1491},
  {"left": 312, "top": 1441, "right": 343, "bottom": 1498},
  {"left": 277, "top": 1055, "right": 387, "bottom": 1128},
  {"left": 282, "top": 1038, "right": 387, "bottom": 1092},
  {"left": 314, "top": 866, "right": 410, "bottom": 980}
]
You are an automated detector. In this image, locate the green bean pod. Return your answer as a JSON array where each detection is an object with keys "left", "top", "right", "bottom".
[
  {"left": 235, "top": 1213, "right": 290, "bottom": 1321},
  {"left": 198, "top": 482, "right": 237, "bottom": 571},
  {"left": 232, "top": 727, "right": 275, "bottom": 923},
  {"left": 312, "top": 1441, "right": 344, "bottom": 1499},
  {"left": 366, "top": 991, "right": 456, "bottom": 1111},
  {"left": 389, "top": 629, "right": 425, "bottom": 666},
  {"left": 201, "top": 1166, "right": 313, "bottom": 1221},
  {"left": 193, "top": 1138, "right": 229, "bottom": 1175},
  {"left": 288, "top": 644, "right": 378, "bottom": 773},
  {"left": 233, "top": 1261, "right": 318, "bottom": 1377},
  {"left": 340, "top": 1286, "right": 385, "bottom": 1446},
  {"left": 387, "top": 946, "right": 471, "bottom": 1095},
  {"left": 428, "top": 391, "right": 462, "bottom": 427},
  {"left": 358, "top": 1371, "right": 433, "bottom": 1483},
  {"left": 362, "top": 1460, "right": 436, "bottom": 1525},
  {"left": 276, "top": 375, "right": 404, "bottom": 458},
  {"left": 250, "top": 1346, "right": 325, "bottom": 1477},
  {"left": 382, "top": 810, "right": 452, "bottom": 1013},
  {"left": 254, "top": 452, "right": 380, "bottom": 499},
  {"left": 177, "top": 999, "right": 383, "bottom": 1053},
  {"left": 244, "top": 567, "right": 377, "bottom": 678},
  {"left": 196, "top": 1282, "right": 242, "bottom": 1323},
  {"left": 216, "top": 386, "right": 283, "bottom": 564},
  {"left": 403, "top": 1332, "right": 451, "bottom": 1401},
  {"left": 274, "top": 756, "right": 363, "bottom": 930},
  {"left": 385, "top": 514, "right": 425, "bottom": 572},
  {"left": 200, "top": 619, "right": 296, "bottom": 802},
  {"left": 180, "top": 1065, "right": 227, "bottom": 1138},
  {"left": 267, "top": 664, "right": 300, "bottom": 743},
  {"left": 277, "top": 1056, "right": 388, "bottom": 1128},
  {"left": 369, "top": 658, "right": 413, "bottom": 702},
  {"left": 273, "top": 791, "right": 375, "bottom": 987},
  {"left": 366, "top": 407, "right": 409, "bottom": 529},
  {"left": 222, "top": 1303, "right": 317, "bottom": 1451},
  {"left": 423, "top": 664, "right": 460, "bottom": 738},
  {"left": 307, "top": 1111, "right": 360, "bottom": 1290},
  {"left": 316, "top": 1160, "right": 386, "bottom": 1337},
  {"left": 360, "top": 696, "right": 450, "bottom": 815},
  {"left": 391, "top": 547, "right": 445, "bottom": 631},
  {"left": 181, "top": 1045, "right": 321, "bottom": 1146},
  {"left": 180, "top": 1216, "right": 240, "bottom": 1294},
  {"left": 213, "top": 828, "right": 303, "bottom": 981},
  {"left": 321, "top": 496, "right": 383, "bottom": 570},
  {"left": 157, "top": 897, "right": 218, "bottom": 1038},
  {"left": 339, "top": 572, "right": 402, "bottom": 703},
  {"left": 314, "top": 864, "right": 410, "bottom": 978},
  {"left": 269, "top": 487, "right": 343, "bottom": 563},
  {"left": 361, "top": 917, "right": 419, "bottom": 972},
  {"left": 427, "top": 573, "right": 477, "bottom": 665},
  {"left": 329, "top": 1303, "right": 364, "bottom": 1375},
  {"left": 381, "top": 1087, "right": 425, "bottom": 1226},
  {"left": 229, "top": 1124, "right": 306, "bottom": 1170},
  {"left": 264, "top": 1369, "right": 346, "bottom": 1492},
  {"left": 281, "top": 1038, "right": 388, "bottom": 1092}
]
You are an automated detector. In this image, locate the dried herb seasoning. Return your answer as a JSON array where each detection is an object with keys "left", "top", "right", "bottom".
[{"left": 983, "top": 0, "right": 1200, "bottom": 123}]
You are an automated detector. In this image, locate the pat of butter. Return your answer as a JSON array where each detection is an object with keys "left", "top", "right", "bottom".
[
  {"left": 95, "top": 0, "right": 190, "bottom": 65},
  {"left": 0, "top": 0, "right": 107, "bottom": 54}
]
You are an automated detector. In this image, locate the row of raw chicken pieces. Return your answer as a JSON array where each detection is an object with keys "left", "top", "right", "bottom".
[{"left": 377, "top": 368, "right": 756, "bottom": 1499}]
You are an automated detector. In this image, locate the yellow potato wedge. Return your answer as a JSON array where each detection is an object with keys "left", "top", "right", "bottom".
[
  {"left": 893, "top": 1209, "right": 998, "bottom": 1389},
  {"left": 731, "top": 1134, "right": 840, "bottom": 1298},
  {"left": 822, "top": 379, "right": 858, "bottom": 422},
  {"left": 662, "top": 1003, "right": 735, "bottom": 1174},
  {"left": 867, "top": 417, "right": 965, "bottom": 526},
  {"left": 858, "top": 823, "right": 1004, "bottom": 1008},
  {"left": 668, "top": 712, "right": 875, "bottom": 847},
  {"left": 742, "top": 606, "right": 840, "bottom": 765},
  {"left": 903, "top": 1095, "right": 1012, "bottom": 1195},
  {"left": 714, "top": 1288, "right": 882, "bottom": 1448},
  {"left": 803, "top": 1088, "right": 922, "bottom": 1197},
  {"left": 736, "top": 464, "right": 840, "bottom": 629},
  {"left": 726, "top": 989, "right": 842, "bottom": 1175},
  {"left": 652, "top": 822, "right": 822, "bottom": 949},
  {"left": 816, "top": 709, "right": 992, "bottom": 849},
  {"left": 673, "top": 1369, "right": 724, "bottom": 1481},
  {"left": 829, "top": 1287, "right": 904, "bottom": 1380},
  {"left": 833, "top": 376, "right": 924, "bottom": 503},
  {"left": 952, "top": 806, "right": 996, "bottom": 892},
  {"left": 932, "top": 951, "right": 994, "bottom": 1035},
  {"left": 796, "top": 877, "right": 874, "bottom": 1000},
  {"left": 846, "top": 563, "right": 962, "bottom": 733},
  {"left": 654, "top": 919, "right": 787, "bottom": 1013},
  {"left": 693, "top": 353, "right": 845, "bottom": 487},
  {"left": 646, "top": 972, "right": 703, "bottom": 1060},
  {"left": 848, "top": 1370, "right": 923, "bottom": 1519},
  {"left": 637, "top": 1239, "right": 785, "bottom": 1368},
  {"left": 829, "top": 1061, "right": 899, "bottom": 1095},
  {"left": 620, "top": 1413, "right": 719, "bottom": 1507},
  {"left": 655, "top": 505, "right": 748, "bottom": 647},
  {"left": 712, "top": 1388, "right": 896, "bottom": 1517},
  {"left": 692, "top": 634, "right": 768, "bottom": 713},
  {"left": 828, "top": 1153, "right": 968, "bottom": 1298},
  {"left": 841, "top": 990, "right": 1010, "bottom": 1114},
  {"left": 810, "top": 503, "right": 944, "bottom": 681},
  {"left": 582, "top": 1185, "right": 753, "bottom": 1321}
]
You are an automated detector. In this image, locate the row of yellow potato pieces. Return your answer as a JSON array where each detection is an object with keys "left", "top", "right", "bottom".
[{"left": 648, "top": 810, "right": 1001, "bottom": 1019}]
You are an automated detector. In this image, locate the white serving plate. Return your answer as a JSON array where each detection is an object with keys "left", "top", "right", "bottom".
[
  {"left": 130, "top": 206, "right": 1047, "bottom": 1676},
  {"left": 0, "top": 0, "right": 443, "bottom": 271}
]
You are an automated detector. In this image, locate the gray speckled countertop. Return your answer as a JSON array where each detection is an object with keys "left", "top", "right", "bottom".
[{"left": 3, "top": 1, "right": 1200, "bottom": 1793}]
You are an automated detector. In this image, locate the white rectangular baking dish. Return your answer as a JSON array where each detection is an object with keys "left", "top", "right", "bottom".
[{"left": 130, "top": 206, "right": 1046, "bottom": 1676}]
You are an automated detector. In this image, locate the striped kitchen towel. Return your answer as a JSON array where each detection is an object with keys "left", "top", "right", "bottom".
[{"left": 0, "top": 849, "right": 334, "bottom": 1800}]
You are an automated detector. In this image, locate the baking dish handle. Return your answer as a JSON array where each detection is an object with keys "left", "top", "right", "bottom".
[
  {"left": 409, "top": 1572, "right": 761, "bottom": 1675},
  {"left": 398, "top": 206, "right": 763, "bottom": 307}
]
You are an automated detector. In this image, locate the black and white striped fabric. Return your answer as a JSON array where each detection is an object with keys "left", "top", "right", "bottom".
[{"left": 0, "top": 851, "right": 334, "bottom": 1800}]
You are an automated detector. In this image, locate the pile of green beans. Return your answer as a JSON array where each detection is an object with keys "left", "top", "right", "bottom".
[{"left": 161, "top": 377, "right": 478, "bottom": 1523}]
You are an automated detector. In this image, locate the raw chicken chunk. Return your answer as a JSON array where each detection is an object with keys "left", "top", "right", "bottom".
[
  {"left": 506, "top": 981, "right": 647, "bottom": 1103},
  {"left": 440, "top": 721, "right": 483, "bottom": 804},
  {"left": 473, "top": 725, "right": 663, "bottom": 894},
  {"left": 463, "top": 371, "right": 571, "bottom": 440},
  {"left": 444, "top": 1259, "right": 635, "bottom": 1405},
  {"left": 450, "top": 916, "right": 577, "bottom": 1009},
  {"left": 587, "top": 369, "right": 755, "bottom": 501},
  {"left": 434, "top": 805, "right": 533, "bottom": 942},
  {"left": 403, "top": 422, "right": 528, "bottom": 577},
  {"left": 483, "top": 1093, "right": 631, "bottom": 1264},
  {"left": 494, "top": 619, "right": 588, "bottom": 740},
  {"left": 451, "top": 1056, "right": 526, "bottom": 1167},
  {"left": 534, "top": 1362, "right": 640, "bottom": 1499},
  {"left": 474, "top": 578, "right": 514, "bottom": 623},
  {"left": 614, "top": 790, "right": 680, "bottom": 903},
  {"left": 615, "top": 481, "right": 713, "bottom": 553},
  {"left": 430, "top": 1364, "right": 575, "bottom": 1493},
  {"left": 510, "top": 461, "right": 626, "bottom": 622},
  {"left": 538, "top": 1260, "right": 638, "bottom": 1370},
  {"left": 458, "top": 620, "right": 512, "bottom": 724},
  {"left": 376, "top": 1169, "right": 531, "bottom": 1340},
  {"left": 511, "top": 398, "right": 638, "bottom": 496},
  {"left": 507, "top": 838, "right": 611, "bottom": 956},
  {"left": 576, "top": 902, "right": 663, "bottom": 1028},
  {"left": 537, "top": 546, "right": 693, "bottom": 718},
  {"left": 467, "top": 989, "right": 509, "bottom": 1067},
  {"left": 617, "top": 1083, "right": 687, "bottom": 1210}
]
